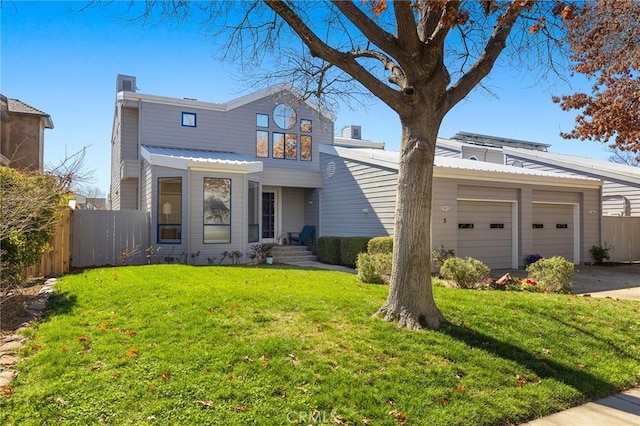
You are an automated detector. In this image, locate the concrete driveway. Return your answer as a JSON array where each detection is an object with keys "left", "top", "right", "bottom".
[{"left": 492, "top": 263, "right": 640, "bottom": 301}]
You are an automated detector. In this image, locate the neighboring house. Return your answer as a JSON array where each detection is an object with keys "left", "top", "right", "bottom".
[
  {"left": 1, "top": 94, "right": 54, "bottom": 171},
  {"left": 320, "top": 138, "right": 602, "bottom": 269},
  {"left": 438, "top": 132, "right": 640, "bottom": 217},
  {"left": 110, "top": 75, "right": 332, "bottom": 262}
]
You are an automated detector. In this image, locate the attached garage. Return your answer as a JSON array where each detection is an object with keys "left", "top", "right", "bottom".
[
  {"left": 532, "top": 202, "right": 577, "bottom": 262},
  {"left": 457, "top": 200, "right": 516, "bottom": 269}
]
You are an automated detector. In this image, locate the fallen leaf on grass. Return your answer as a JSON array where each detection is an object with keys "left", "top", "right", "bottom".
[
  {"left": 77, "top": 335, "right": 92, "bottom": 343},
  {"left": 288, "top": 353, "right": 298, "bottom": 365},
  {"left": 195, "top": 400, "right": 214, "bottom": 409},
  {"left": 98, "top": 323, "right": 108, "bottom": 331},
  {"left": 437, "top": 397, "right": 448, "bottom": 405},
  {"left": 457, "top": 384, "right": 465, "bottom": 393},
  {"left": 1, "top": 385, "right": 13, "bottom": 397},
  {"left": 127, "top": 348, "right": 139, "bottom": 356},
  {"left": 242, "top": 356, "right": 253, "bottom": 363},
  {"left": 233, "top": 404, "right": 250, "bottom": 412},
  {"left": 389, "top": 410, "right": 407, "bottom": 424},
  {"left": 148, "top": 384, "right": 156, "bottom": 392},
  {"left": 160, "top": 371, "right": 171, "bottom": 380}
]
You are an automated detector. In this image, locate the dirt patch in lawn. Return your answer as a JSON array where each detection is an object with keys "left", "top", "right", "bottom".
[{"left": 0, "top": 279, "right": 46, "bottom": 337}]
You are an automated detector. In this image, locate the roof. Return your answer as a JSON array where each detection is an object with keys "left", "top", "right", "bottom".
[
  {"left": 118, "top": 83, "right": 336, "bottom": 121},
  {"left": 1, "top": 96, "right": 54, "bottom": 128},
  {"left": 451, "top": 131, "right": 551, "bottom": 151},
  {"left": 503, "top": 146, "right": 640, "bottom": 184},
  {"left": 320, "top": 145, "right": 602, "bottom": 188},
  {"left": 141, "top": 146, "right": 263, "bottom": 173}
]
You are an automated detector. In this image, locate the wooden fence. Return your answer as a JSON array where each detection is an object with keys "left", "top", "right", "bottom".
[
  {"left": 23, "top": 207, "right": 73, "bottom": 278},
  {"left": 602, "top": 216, "right": 640, "bottom": 263}
]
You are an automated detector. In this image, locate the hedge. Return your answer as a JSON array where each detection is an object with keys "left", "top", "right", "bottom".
[
  {"left": 340, "top": 236, "right": 372, "bottom": 268},
  {"left": 367, "top": 236, "right": 393, "bottom": 254},
  {"left": 317, "top": 237, "right": 342, "bottom": 265}
]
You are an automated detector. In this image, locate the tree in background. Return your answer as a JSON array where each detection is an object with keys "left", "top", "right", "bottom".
[
  {"left": 608, "top": 147, "right": 640, "bottom": 167},
  {"left": 121, "top": 0, "right": 577, "bottom": 329},
  {"left": 554, "top": 0, "right": 640, "bottom": 156}
]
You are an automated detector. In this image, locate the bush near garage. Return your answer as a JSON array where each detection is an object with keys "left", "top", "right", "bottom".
[
  {"left": 367, "top": 236, "right": 393, "bottom": 254},
  {"left": 440, "top": 257, "right": 491, "bottom": 289},
  {"left": 317, "top": 236, "right": 342, "bottom": 265},
  {"left": 340, "top": 236, "right": 371, "bottom": 268},
  {"left": 525, "top": 256, "right": 574, "bottom": 294}
]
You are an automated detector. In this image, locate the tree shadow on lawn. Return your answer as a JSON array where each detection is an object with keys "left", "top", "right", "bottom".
[
  {"left": 438, "top": 321, "right": 620, "bottom": 399},
  {"left": 42, "top": 291, "right": 78, "bottom": 320}
]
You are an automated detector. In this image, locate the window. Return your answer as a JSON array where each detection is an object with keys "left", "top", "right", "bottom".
[
  {"left": 273, "top": 104, "right": 296, "bottom": 129},
  {"left": 256, "top": 131, "right": 268, "bottom": 158},
  {"left": 248, "top": 181, "right": 259, "bottom": 242},
  {"left": 301, "top": 135, "right": 312, "bottom": 161},
  {"left": 203, "top": 178, "right": 231, "bottom": 243},
  {"left": 468, "top": 155, "right": 478, "bottom": 161},
  {"left": 158, "top": 177, "right": 182, "bottom": 244},
  {"left": 300, "top": 119, "right": 312, "bottom": 132},
  {"left": 256, "top": 113, "right": 269, "bottom": 128},
  {"left": 285, "top": 134, "right": 297, "bottom": 160},
  {"left": 182, "top": 112, "right": 196, "bottom": 127},
  {"left": 272, "top": 132, "right": 285, "bottom": 159}
]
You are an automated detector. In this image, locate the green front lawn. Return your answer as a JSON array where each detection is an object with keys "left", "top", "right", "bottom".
[{"left": 1, "top": 265, "right": 639, "bottom": 425}]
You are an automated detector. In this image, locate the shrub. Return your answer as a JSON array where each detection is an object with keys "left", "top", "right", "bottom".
[
  {"left": 367, "top": 236, "right": 393, "bottom": 254},
  {"left": 356, "top": 252, "right": 392, "bottom": 284},
  {"left": 432, "top": 245, "right": 455, "bottom": 269},
  {"left": 317, "top": 237, "right": 342, "bottom": 265},
  {"left": 440, "top": 257, "right": 490, "bottom": 289},
  {"left": 1, "top": 168, "right": 67, "bottom": 291},
  {"left": 526, "top": 256, "right": 574, "bottom": 294},
  {"left": 589, "top": 244, "right": 612, "bottom": 264},
  {"left": 340, "top": 237, "right": 371, "bottom": 267}
]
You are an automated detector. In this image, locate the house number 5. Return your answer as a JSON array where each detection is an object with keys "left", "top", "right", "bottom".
[{"left": 443, "top": 218, "right": 447, "bottom": 223}]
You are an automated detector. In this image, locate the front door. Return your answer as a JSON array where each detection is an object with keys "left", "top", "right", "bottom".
[{"left": 262, "top": 192, "right": 276, "bottom": 241}]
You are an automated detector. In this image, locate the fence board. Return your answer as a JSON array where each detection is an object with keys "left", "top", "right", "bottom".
[
  {"left": 23, "top": 207, "right": 72, "bottom": 278},
  {"left": 602, "top": 216, "right": 640, "bottom": 262},
  {"left": 71, "top": 210, "right": 149, "bottom": 267}
]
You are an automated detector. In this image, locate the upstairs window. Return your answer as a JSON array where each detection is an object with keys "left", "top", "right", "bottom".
[{"left": 181, "top": 112, "right": 196, "bottom": 127}]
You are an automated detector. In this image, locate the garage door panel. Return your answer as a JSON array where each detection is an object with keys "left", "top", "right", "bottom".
[
  {"left": 457, "top": 200, "right": 513, "bottom": 269},
  {"left": 532, "top": 204, "right": 574, "bottom": 261}
]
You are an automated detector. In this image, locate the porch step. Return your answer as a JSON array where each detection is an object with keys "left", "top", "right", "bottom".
[{"left": 269, "top": 245, "right": 317, "bottom": 264}]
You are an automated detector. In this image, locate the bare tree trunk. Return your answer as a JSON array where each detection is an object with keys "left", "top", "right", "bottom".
[{"left": 376, "top": 111, "right": 445, "bottom": 330}]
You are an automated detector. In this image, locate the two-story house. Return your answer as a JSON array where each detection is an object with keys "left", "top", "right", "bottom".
[
  {"left": 110, "top": 75, "right": 607, "bottom": 269},
  {"left": 1, "top": 94, "right": 54, "bottom": 171},
  {"left": 110, "top": 75, "right": 332, "bottom": 261}
]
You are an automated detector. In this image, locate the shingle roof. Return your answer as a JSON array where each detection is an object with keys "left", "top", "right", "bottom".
[{"left": 1, "top": 96, "right": 54, "bottom": 128}]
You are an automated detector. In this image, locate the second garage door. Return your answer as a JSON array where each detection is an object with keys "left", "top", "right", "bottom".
[
  {"left": 532, "top": 203, "right": 575, "bottom": 262},
  {"left": 457, "top": 200, "right": 514, "bottom": 269}
]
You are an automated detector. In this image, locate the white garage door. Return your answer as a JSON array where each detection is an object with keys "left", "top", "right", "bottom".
[
  {"left": 532, "top": 203, "right": 574, "bottom": 262},
  {"left": 457, "top": 200, "right": 513, "bottom": 269}
]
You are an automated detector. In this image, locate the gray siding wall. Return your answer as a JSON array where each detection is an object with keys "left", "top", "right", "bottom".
[
  {"left": 435, "top": 146, "right": 460, "bottom": 158},
  {"left": 320, "top": 151, "right": 601, "bottom": 266},
  {"left": 507, "top": 154, "right": 640, "bottom": 217},
  {"left": 320, "top": 153, "right": 397, "bottom": 237},
  {"left": 122, "top": 107, "right": 139, "bottom": 160},
  {"left": 461, "top": 146, "right": 504, "bottom": 164},
  {"left": 110, "top": 106, "right": 122, "bottom": 210},
  {"left": 139, "top": 94, "right": 331, "bottom": 174},
  {"left": 281, "top": 187, "right": 306, "bottom": 238},
  {"left": 120, "top": 180, "right": 138, "bottom": 210}
]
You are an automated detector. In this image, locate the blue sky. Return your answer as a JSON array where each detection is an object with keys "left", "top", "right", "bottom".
[{"left": 1, "top": 1, "right": 613, "bottom": 196}]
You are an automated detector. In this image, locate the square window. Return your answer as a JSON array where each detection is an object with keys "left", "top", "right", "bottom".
[
  {"left": 301, "top": 119, "right": 312, "bottom": 132},
  {"left": 257, "top": 113, "right": 269, "bottom": 128},
  {"left": 182, "top": 112, "right": 197, "bottom": 127}
]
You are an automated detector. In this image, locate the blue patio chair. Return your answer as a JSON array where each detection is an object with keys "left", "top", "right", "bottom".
[{"left": 288, "top": 225, "right": 315, "bottom": 247}]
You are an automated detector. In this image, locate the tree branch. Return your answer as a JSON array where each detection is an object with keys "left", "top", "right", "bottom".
[
  {"left": 392, "top": 0, "right": 421, "bottom": 51},
  {"left": 330, "top": 0, "right": 399, "bottom": 55},
  {"left": 263, "top": 0, "right": 403, "bottom": 109},
  {"left": 443, "top": 0, "right": 527, "bottom": 112}
]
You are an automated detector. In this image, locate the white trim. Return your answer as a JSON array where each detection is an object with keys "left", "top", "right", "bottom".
[
  {"left": 457, "top": 198, "right": 519, "bottom": 269},
  {"left": 532, "top": 201, "right": 581, "bottom": 264}
]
